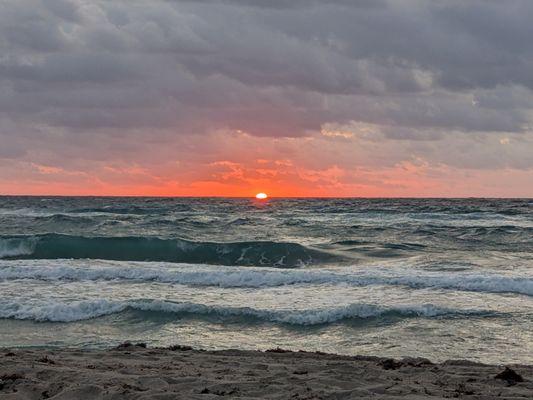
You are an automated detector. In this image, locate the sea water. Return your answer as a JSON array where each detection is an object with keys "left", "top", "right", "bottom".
[{"left": 0, "top": 197, "right": 531, "bottom": 363}]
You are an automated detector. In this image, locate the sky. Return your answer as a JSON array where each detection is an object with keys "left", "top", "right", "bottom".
[{"left": 1, "top": 0, "right": 532, "bottom": 197}]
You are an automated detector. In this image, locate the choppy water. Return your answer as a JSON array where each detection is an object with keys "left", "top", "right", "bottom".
[{"left": 0, "top": 197, "right": 531, "bottom": 363}]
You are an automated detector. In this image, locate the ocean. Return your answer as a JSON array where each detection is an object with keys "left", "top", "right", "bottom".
[{"left": 0, "top": 197, "right": 531, "bottom": 363}]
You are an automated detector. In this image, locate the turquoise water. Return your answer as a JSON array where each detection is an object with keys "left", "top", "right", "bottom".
[{"left": 0, "top": 197, "right": 531, "bottom": 363}]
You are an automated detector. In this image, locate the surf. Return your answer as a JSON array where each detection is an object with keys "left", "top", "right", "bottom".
[
  {"left": 0, "top": 234, "right": 342, "bottom": 267},
  {"left": 0, "top": 298, "right": 494, "bottom": 325},
  {"left": 1, "top": 259, "right": 531, "bottom": 296}
]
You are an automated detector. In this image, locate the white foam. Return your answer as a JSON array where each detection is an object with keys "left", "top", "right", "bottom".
[
  {"left": 0, "top": 298, "right": 482, "bottom": 324},
  {"left": 0, "top": 238, "right": 36, "bottom": 258},
  {"left": 0, "top": 260, "right": 531, "bottom": 296},
  {"left": 0, "top": 299, "right": 127, "bottom": 322}
]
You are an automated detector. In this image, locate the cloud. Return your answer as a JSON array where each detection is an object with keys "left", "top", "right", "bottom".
[{"left": 0, "top": 0, "right": 532, "bottom": 195}]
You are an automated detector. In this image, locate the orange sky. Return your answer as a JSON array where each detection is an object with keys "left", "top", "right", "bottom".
[
  {"left": 1, "top": 128, "right": 532, "bottom": 197},
  {"left": 2, "top": 142, "right": 532, "bottom": 198},
  {"left": 1, "top": 1, "right": 533, "bottom": 197}
]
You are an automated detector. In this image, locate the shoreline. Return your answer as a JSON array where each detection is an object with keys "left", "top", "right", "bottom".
[{"left": 1, "top": 344, "right": 531, "bottom": 399}]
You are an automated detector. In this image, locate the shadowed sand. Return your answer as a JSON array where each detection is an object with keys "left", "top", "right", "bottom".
[{"left": 1, "top": 344, "right": 531, "bottom": 399}]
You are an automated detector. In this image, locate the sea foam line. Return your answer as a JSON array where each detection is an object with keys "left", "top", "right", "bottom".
[
  {"left": 0, "top": 261, "right": 532, "bottom": 296},
  {"left": 0, "top": 298, "right": 490, "bottom": 324}
]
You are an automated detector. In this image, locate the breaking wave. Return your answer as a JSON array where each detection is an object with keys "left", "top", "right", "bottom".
[
  {"left": 1, "top": 261, "right": 531, "bottom": 296},
  {"left": 0, "top": 298, "right": 491, "bottom": 324},
  {"left": 0, "top": 234, "right": 341, "bottom": 267},
  {"left": 0, "top": 237, "right": 36, "bottom": 258}
]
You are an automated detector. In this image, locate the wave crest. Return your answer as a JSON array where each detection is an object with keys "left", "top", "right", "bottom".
[
  {"left": 0, "top": 299, "right": 489, "bottom": 324},
  {"left": 0, "top": 237, "right": 36, "bottom": 258},
  {"left": 0, "top": 234, "right": 340, "bottom": 267},
  {"left": 1, "top": 261, "right": 531, "bottom": 296}
]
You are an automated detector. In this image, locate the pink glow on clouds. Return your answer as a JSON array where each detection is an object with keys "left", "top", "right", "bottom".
[{"left": 1, "top": 130, "right": 531, "bottom": 197}]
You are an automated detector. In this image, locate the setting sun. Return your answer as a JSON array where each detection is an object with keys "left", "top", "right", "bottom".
[{"left": 255, "top": 192, "right": 268, "bottom": 199}]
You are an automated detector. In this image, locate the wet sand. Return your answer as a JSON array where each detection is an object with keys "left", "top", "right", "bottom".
[{"left": 1, "top": 344, "right": 531, "bottom": 399}]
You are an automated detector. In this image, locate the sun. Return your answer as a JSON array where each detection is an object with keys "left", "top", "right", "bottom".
[{"left": 255, "top": 192, "right": 268, "bottom": 199}]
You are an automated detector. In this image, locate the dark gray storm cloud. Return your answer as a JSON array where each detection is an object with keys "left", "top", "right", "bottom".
[{"left": 0, "top": 0, "right": 532, "bottom": 177}]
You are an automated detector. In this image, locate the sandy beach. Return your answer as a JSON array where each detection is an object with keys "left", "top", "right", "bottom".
[{"left": 1, "top": 344, "right": 531, "bottom": 399}]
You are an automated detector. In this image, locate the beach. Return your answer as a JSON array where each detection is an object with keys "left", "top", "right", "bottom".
[
  {"left": 1, "top": 344, "right": 531, "bottom": 399},
  {"left": 2, "top": 0, "right": 533, "bottom": 396}
]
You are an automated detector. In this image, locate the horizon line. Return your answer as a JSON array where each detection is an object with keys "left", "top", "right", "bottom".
[{"left": 0, "top": 194, "right": 531, "bottom": 200}]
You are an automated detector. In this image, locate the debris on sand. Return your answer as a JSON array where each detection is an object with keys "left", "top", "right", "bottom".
[{"left": 494, "top": 367, "right": 524, "bottom": 385}]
